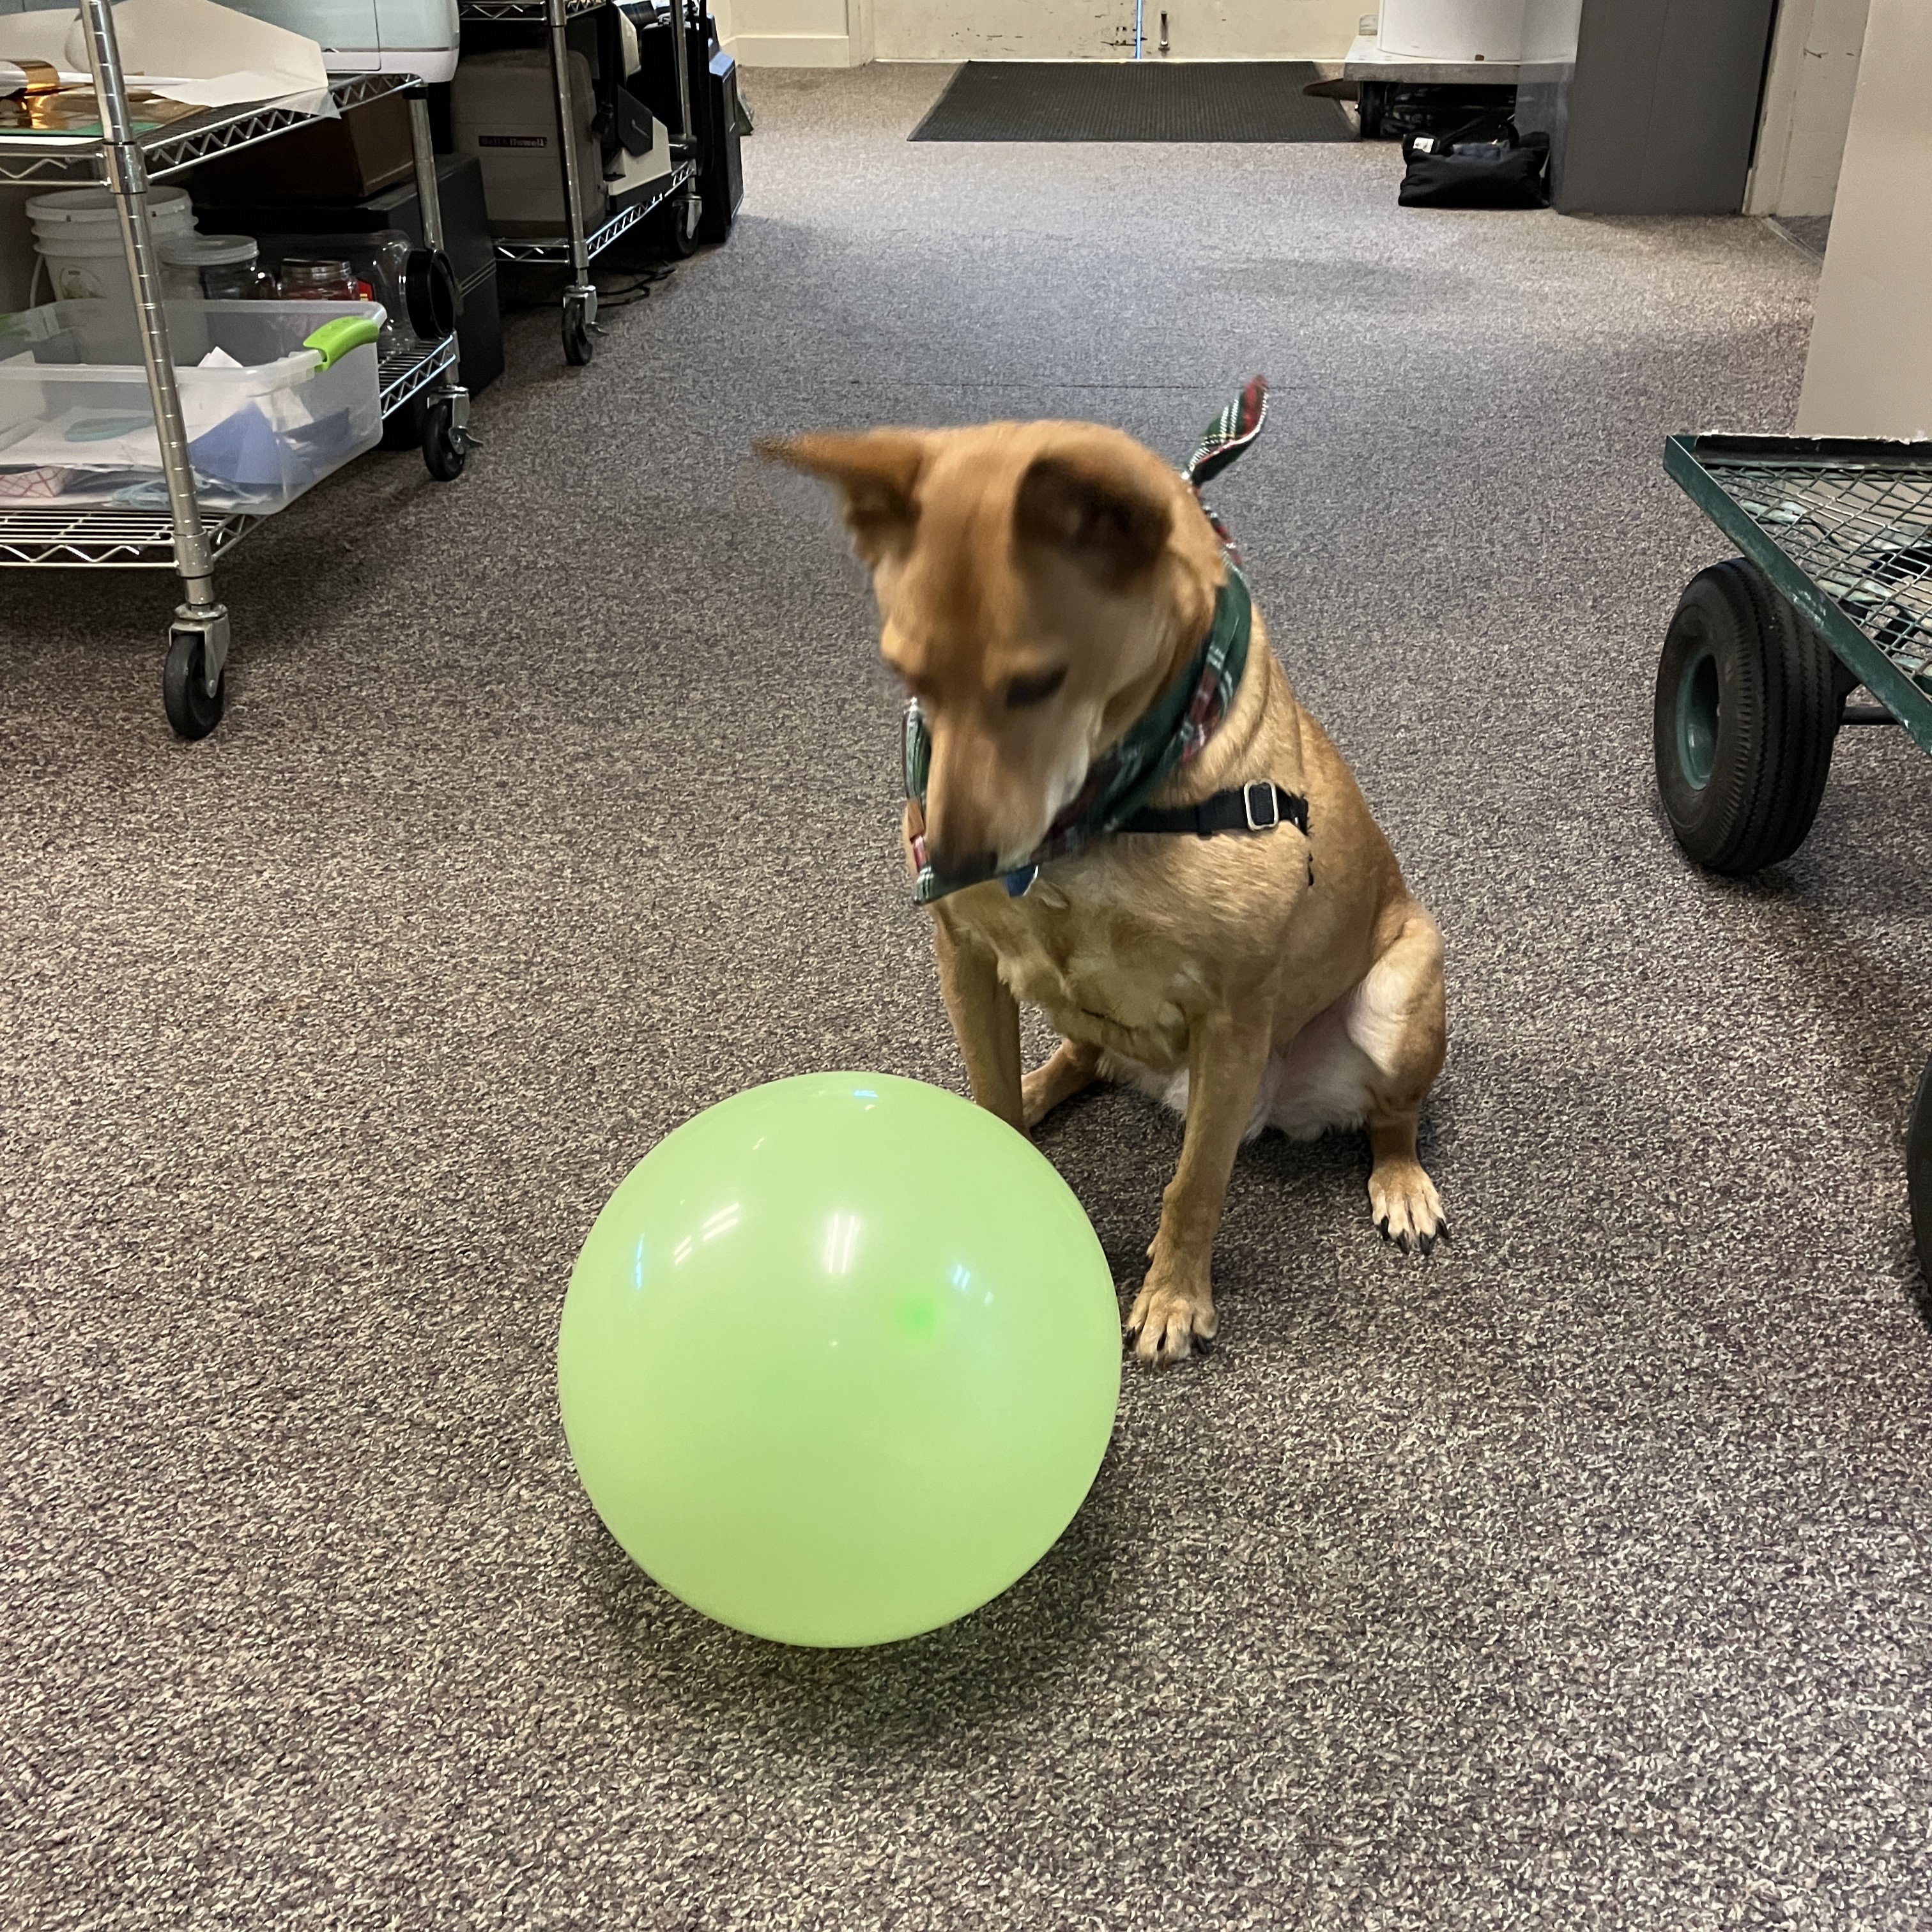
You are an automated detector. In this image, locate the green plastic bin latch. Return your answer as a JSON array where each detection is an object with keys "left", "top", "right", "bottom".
[{"left": 302, "top": 315, "right": 383, "bottom": 369}]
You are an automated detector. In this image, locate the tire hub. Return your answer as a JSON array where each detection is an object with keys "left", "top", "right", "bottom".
[{"left": 1676, "top": 643, "right": 1719, "bottom": 792}]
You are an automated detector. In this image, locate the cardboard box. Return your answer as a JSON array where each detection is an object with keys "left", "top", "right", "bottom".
[{"left": 194, "top": 93, "right": 416, "bottom": 206}]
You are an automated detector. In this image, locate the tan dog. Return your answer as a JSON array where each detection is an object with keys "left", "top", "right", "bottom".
[{"left": 768, "top": 408, "right": 1446, "bottom": 1365}]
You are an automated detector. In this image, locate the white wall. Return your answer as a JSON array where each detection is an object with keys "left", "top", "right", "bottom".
[
  {"left": 714, "top": 0, "right": 872, "bottom": 66},
  {"left": 1519, "top": 0, "right": 1579, "bottom": 64},
  {"left": 722, "top": 0, "right": 1367, "bottom": 64},
  {"left": 1745, "top": 0, "right": 1869, "bottom": 217},
  {"left": 1796, "top": 0, "right": 1932, "bottom": 435},
  {"left": 875, "top": 0, "right": 1365, "bottom": 61}
]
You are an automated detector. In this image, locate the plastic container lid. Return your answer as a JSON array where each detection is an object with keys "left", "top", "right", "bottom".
[
  {"left": 158, "top": 234, "right": 261, "bottom": 267},
  {"left": 26, "top": 184, "right": 193, "bottom": 228}
]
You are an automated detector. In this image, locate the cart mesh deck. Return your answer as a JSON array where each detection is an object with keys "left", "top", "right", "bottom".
[{"left": 1666, "top": 436, "right": 1932, "bottom": 749}]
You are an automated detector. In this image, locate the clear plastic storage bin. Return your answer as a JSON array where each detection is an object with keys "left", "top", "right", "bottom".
[{"left": 0, "top": 299, "right": 386, "bottom": 514}]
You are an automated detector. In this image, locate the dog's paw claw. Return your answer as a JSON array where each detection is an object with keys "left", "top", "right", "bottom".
[
  {"left": 1125, "top": 1273, "right": 1216, "bottom": 1368},
  {"left": 1368, "top": 1160, "right": 1446, "bottom": 1259}
]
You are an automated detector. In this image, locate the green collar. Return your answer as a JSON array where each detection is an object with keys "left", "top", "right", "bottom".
[{"left": 905, "top": 565, "right": 1253, "bottom": 904}]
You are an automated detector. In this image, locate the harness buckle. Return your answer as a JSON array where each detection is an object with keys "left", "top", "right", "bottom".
[{"left": 1243, "top": 781, "right": 1280, "bottom": 832}]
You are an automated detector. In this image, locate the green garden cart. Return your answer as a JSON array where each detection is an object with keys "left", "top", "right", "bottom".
[{"left": 1653, "top": 434, "right": 1932, "bottom": 1279}]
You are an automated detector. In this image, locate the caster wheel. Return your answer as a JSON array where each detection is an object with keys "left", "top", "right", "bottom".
[
  {"left": 662, "top": 188, "right": 702, "bottom": 259},
  {"left": 162, "top": 628, "right": 224, "bottom": 740},
  {"left": 1358, "top": 80, "right": 1387, "bottom": 139},
  {"left": 424, "top": 399, "right": 468, "bottom": 482},
  {"left": 1910, "top": 1055, "right": 1932, "bottom": 1287},
  {"left": 1652, "top": 557, "right": 1841, "bottom": 875},
  {"left": 564, "top": 305, "right": 594, "bottom": 366}
]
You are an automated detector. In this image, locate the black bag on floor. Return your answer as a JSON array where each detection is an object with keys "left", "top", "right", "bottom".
[{"left": 1399, "top": 118, "right": 1549, "bottom": 209}]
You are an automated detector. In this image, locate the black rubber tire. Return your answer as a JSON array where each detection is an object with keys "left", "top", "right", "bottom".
[
  {"left": 1653, "top": 558, "right": 1841, "bottom": 875},
  {"left": 650, "top": 188, "right": 702, "bottom": 259},
  {"left": 423, "top": 401, "right": 467, "bottom": 482},
  {"left": 563, "top": 307, "right": 594, "bottom": 366},
  {"left": 1358, "top": 81, "right": 1386, "bottom": 139},
  {"left": 162, "top": 631, "right": 224, "bottom": 740},
  {"left": 1910, "top": 1055, "right": 1932, "bottom": 1289}
]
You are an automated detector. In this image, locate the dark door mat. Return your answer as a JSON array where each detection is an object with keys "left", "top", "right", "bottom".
[{"left": 909, "top": 61, "right": 1354, "bottom": 143}]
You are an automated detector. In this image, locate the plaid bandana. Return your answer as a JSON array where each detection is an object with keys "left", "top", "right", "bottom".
[
  {"left": 905, "top": 376, "right": 1270, "bottom": 907},
  {"left": 1183, "top": 372, "right": 1269, "bottom": 561}
]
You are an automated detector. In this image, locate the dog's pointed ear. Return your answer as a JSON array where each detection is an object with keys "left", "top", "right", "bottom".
[
  {"left": 1014, "top": 451, "right": 1172, "bottom": 589},
  {"left": 759, "top": 429, "right": 927, "bottom": 564}
]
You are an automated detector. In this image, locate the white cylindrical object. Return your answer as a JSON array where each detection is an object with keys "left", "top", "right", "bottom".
[
  {"left": 27, "top": 185, "right": 196, "bottom": 306},
  {"left": 1379, "top": 0, "right": 1525, "bottom": 61}
]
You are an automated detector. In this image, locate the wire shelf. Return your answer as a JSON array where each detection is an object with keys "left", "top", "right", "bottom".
[
  {"left": 378, "top": 334, "right": 458, "bottom": 417},
  {"left": 0, "top": 334, "right": 450, "bottom": 568},
  {"left": 491, "top": 161, "right": 691, "bottom": 263},
  {"left": 457, "top": 0, "right": 608, "bottom": 17},
  {"left": 0, "top": 503, "right": 257, "bottom": 568},
  {"left": 0, "top": 73, "right": 417, "bottom": 187}
]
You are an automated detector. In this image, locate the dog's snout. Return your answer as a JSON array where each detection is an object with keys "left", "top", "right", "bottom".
[{"left": 924, "top": 838, "right": 999, "bottom": 881}]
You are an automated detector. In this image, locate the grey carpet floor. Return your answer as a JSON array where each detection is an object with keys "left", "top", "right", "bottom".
[{"left": 6, "top": 61, "right": 1932, "bottom": 1932}]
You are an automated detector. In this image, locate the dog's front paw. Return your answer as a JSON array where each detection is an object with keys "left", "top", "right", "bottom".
[
  {"left": 1368, "top": 1158, "right": 1448, "bottom": 1256},
  {"left": 1019, "top": 1064, "right": 1059, "bottom": 1133},
  {"left": 1125, "top": 1266, "right": 1216, "bottom": 1367},
  {"left": 1020, "top": 1039, "right": 1101, "bottom": 1131}
]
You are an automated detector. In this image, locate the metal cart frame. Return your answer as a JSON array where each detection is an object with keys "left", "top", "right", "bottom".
[
  {"left": 1664, "top": 436, "right": 1932, "bottom": 753},
  {"left": 1654, "top": 432, "right": 1932, "bottom": 1274},
  {"left": 457, "top": 0, "right": 698, "bottom": 365},
  {"left": 0, "top": 0, "right": 471, "bottom": 737}
]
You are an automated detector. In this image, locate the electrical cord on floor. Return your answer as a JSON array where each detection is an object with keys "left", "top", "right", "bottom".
[
  {"left": 594, "top": 263, "right": 678, "bottom": 310},
  {"left": 495, "top": 261, "right": 678, "bottom": 316}
]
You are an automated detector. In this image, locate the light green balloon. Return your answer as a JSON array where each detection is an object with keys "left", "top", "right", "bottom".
[{"left": 558, "top": 1073, "right": 1122, "bottom": 1647}]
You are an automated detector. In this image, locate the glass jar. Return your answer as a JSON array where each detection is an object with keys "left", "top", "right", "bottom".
[
  {"left": 277, "top": 257, "right": 371, "bottom": 303},
  {"left": 157, "top": 233, "right": 273, "bottom": 302}
]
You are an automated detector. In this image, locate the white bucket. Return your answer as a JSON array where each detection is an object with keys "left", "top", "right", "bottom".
[
  {"left": 1378, "top": 0, "right": 1524, "bottom": 62},
  {"left": 26, "top": 186, "right": 197, "bottom": 307}
]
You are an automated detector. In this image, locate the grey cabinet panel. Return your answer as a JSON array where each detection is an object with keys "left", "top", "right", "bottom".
[{"left": 1519, "top": 0, "right": 1777, "bottom": 213}]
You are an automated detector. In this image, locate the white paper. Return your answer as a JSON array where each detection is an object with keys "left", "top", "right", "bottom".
[
  {"left": 69, "top": 0, "right": 328, "bottom": 91},
  {"left": 1, "top": 395, "right": 241, "bottom": 470},
  {"left": 0, "top": 14, "right": 77, "bottom": 66},
  {"left": 0, "top": 0, "right": 330, "bottom": 111},
  {"left": 141, "top": 68, "right": 328, "bottom": 109}
]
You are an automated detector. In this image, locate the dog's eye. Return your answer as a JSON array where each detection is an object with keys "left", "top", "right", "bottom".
[{"left": 1004, "top": 668, "right": 1067, "bottom": 710}]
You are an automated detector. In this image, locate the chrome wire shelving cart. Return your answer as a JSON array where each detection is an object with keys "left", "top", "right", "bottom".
[
  {"left": 0, "top": 0, "right": 472, "bottom": 738},
  {"left": 457, "top": 0, "right": 697, "bottom": 365}
]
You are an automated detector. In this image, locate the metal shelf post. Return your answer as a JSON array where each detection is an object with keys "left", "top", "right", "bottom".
[
  {"left": 79, "top": 0, "right": 228, "bottom": 698},
  {"left": 546, "top": 0, "right": 599, "bottom": 359},
  {"left": 458, "top": 0, "right": 698, "bottom": 365},
  {"left": 406, "top": 84, "right": 472, "bottom": 459}
]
